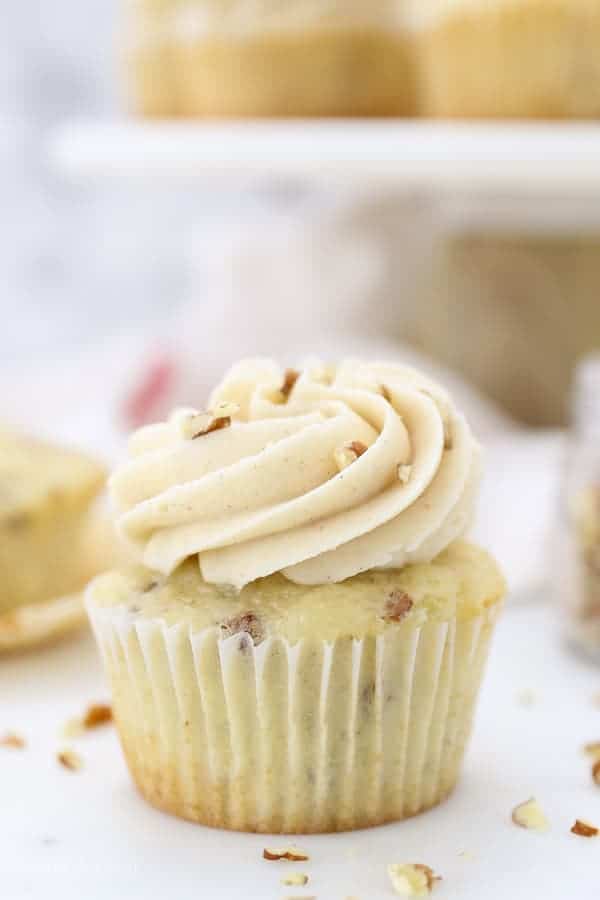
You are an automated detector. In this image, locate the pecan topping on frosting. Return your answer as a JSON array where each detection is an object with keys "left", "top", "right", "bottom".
[
  {"left": 113, "top": 359, "right": 480, "bottom": 588},
  {"left": 334, "top": 440, "right": 368, "bottom": 472},
  {"left": 280, "top": 368, "right": 300, "bottom": 401}
]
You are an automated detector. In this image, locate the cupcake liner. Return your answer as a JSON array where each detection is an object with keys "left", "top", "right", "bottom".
[{"left": 88, "top": 600, "right": 500, "bottom": 833}]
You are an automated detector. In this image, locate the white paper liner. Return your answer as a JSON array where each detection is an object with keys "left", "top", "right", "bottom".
[{"left": 88, "top": 599, "right": 500, "bottom": 833}]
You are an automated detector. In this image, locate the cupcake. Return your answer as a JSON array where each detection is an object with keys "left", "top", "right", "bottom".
[
  {"left": 125, "top": 0, "right": 416, "bottom": 117},
  {"left": 87, "top": 359, "right": 505, "bottom": 832},
  {"left": 0, "top": 428, "right": 107, "bottom": 650},
  {"left": 416, "top": 0, "right": 600, "bottom": 119}
]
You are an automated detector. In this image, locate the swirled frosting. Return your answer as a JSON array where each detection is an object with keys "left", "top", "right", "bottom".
[{"left": 111, "top": 359, "right": 481, "bottom": 588}]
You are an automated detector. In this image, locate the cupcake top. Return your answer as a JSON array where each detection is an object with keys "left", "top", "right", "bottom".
[
  {"left": 111, "top": 359, "right": 480, "bottom": 589},
  {"left": 90, "top": 541, "right": 504, "bottom": 640}
]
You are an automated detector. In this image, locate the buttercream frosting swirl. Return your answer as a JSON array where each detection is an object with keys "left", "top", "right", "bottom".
[{"left": 111, "top": 358, "right": 481, "bottom": 588}]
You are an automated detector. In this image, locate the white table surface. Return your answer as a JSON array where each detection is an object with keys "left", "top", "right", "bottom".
[{"left": 4, "top": 589, "right": 600, "bottom": 900}]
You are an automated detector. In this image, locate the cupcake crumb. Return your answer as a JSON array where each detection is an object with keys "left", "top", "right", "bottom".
[
  {"left": 263, "top": 847, "right": 309, "bottom": 862},
  {"left": 0, "top": 732, "right": 25, "bottom": 749},
  {"left": 387, "top": 863, "right": 440, "bottom": 896},
  {"left": 571, "top": 819, "right": 598, "bottom": 838},
  {"left": 281, "top": 873, "right": 309, "bottom": 887},
  {"left": 511, "top": 798, "right": 549, "bottom": 831},
  {"left": 180, "top": 403, "right": 238, "bottom": 440}
]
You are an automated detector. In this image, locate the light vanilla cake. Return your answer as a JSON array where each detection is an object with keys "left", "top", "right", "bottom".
[
  {"left": 87, "top": 358, "right": 505, "bottom": 832},
  {"left": 124, "top": 0, "right": 417, "bottom": 117},
  {"left": 0, "top": 428, "right": 107, "bottom": 649}
]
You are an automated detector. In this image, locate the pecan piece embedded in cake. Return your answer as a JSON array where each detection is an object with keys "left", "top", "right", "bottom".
[
  {"left": 220, "top": 611, "right": 265, "bottom": 645},
  {"left": 383, "top": 591, "right": 414, "bottom": 623}
]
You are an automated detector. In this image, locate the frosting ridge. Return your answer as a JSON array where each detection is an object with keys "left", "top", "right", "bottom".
[{"left": 111, "top": 358, "right": 480, "bottom": 588}]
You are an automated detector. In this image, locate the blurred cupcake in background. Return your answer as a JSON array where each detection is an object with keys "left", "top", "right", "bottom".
[
  {"left": 87, "top": 358, "right": 505, "bottom": 832},
  {"left": 0, "top": 428, "right": 109, "bottom": 650},
  {"left": 124, "top": 0, "right": 417, "bottom": 117},
  {"left": 416, "top": 0, "right": 600, "bottom": 119}
]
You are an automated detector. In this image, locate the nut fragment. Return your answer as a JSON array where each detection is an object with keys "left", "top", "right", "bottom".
[
  {"left": 62, "top": 703, "right": 113, "bottom": 738},
  {"left": 281, "top": 368, "right": 300, "bottom": 400},
  {"left": 57, "top": 749, "right": 83, "bottom": 772},
  {"left": 443, "top": 422, "right": 453, "bottom": 451},
  {"left": 83, "top": 703, "right": 113, "bottom": 729},
  {"left": 180, "top": 402, "right": 239, "bottom": 439},
  {"left": 571, "top": 819, "right": 598, "bottom": 837},
  {"left": 383, "top": 590, "right": 414, "bottom": 623},
  {"left": 221, "top": 612, "right": 264, "bottom": 645},
  {"left": 583, "top": 741, "right": 600, "bottom": 760},
  {"left": 511, "top": 798, "right": 549, "bottom": 831},
  {"left": 0, "top": 732, "right": 25, "bottom": 749},
  {"left": 263, "top": 847, "right": 309, "bottom": 862},
  {"left": 387, "top": 863, "right": 440, "bottom": 896},
  {"left": 334, "top": 440, "right": 368, "bottom": 472},
  {"left": 281, "top": 873, "right": 309, "bottom": 887},
  {"left": 397, "top": 464, "right": 412, "bottom": 485}
]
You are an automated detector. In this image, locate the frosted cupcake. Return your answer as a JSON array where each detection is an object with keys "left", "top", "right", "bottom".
[
  {"left": 125, "top": 0, "right": 416, "bottom": 117},
  {"left": 87, "top": 359, "right": 505, "bottom": 832},
  {"left": 416, "top": 0, "right": 600, "bottom": 119}
]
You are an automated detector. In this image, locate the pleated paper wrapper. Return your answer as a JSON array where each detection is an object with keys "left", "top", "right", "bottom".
[{"left": 88, "top": 598, "right": 500, "bottom": 833}]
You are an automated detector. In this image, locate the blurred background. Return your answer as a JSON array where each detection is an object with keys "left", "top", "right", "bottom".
[{"left": 3, "top": 0, "right": 600, "bottom": 429}]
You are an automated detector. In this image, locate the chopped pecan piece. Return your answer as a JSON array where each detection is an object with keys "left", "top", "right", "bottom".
[
  {"left": 387, "top": 863, "right": 441, "bottom": 896},
  {"left": 383, "top": 590, "right": 414, "bottom": 623},
  {"left": 83, "top": 704, "right": 113, "bottom": 729},
  {"left": 334, "top": 440, "right": 368, "bottom": 472},
  {"left": 221, "top": 612, "right": 264, "bottom": 645},
  {"left": 281, "top": 872, "right": 309, "bottom": 886},
  {"left": 583, "top": 741, "right": 600, "bottom": 759},
  {"left": 263, "top": 847, "right": 309, "bottom": 862},
  {"left": 0, "top": 732, "right": 25, "bottom": 749},
  {"left": 571, "top": 819, "right": 598, "bottom": 838},
  {"left": 57, "top": 749, "right": 83, "bottom": 772},
  {"left": 281, "top": 369, "right": 300, "bottom": 400}
]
